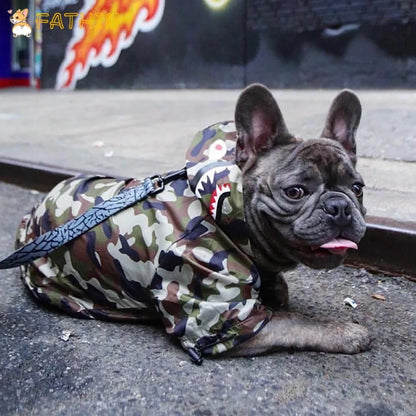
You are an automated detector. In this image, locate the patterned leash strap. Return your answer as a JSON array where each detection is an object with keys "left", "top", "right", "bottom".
[{"left": 0, "top": 168, "right": 187, "bottom": 270}]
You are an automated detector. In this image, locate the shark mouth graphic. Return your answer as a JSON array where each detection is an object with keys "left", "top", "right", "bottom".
[{"left": 209, "top": 183, "right": 231, "bottom": 221}]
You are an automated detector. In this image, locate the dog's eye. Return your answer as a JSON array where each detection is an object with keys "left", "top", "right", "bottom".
[
  {"left": 285, "top": 186, "right": 305, "bottom": 200},
  {"left": 352, "top": 183, "right": 364, "bottom": 197}
]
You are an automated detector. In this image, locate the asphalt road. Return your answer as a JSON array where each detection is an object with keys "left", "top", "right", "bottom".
[{"left": 1, "top": 182, "right": 415, "bottom": 416}]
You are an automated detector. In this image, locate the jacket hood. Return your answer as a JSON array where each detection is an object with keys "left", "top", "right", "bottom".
[{"left": 185, "top": 121, "right": 252, "bottom": 257}]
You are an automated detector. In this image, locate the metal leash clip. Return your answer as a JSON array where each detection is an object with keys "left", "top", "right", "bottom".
[
  {"left": 150, "top": 174, "right": 164, "bottom": 194},
  {"left": 151, "top": 167, "right": 187, "bottom": 195}
]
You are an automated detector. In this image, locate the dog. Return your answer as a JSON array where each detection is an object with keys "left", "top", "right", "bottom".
[
  {"left": 9, "top": 9, "right": 32, "bottom": 38},
  {"left": 16, "top": 84, "right": 370, "bottom": 361}
]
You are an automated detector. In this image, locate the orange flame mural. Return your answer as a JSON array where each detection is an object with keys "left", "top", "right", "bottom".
[{"left": 56, "top": 0, "right": 165, "bottom": 90}]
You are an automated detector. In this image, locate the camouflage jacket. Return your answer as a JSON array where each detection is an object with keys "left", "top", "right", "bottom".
[{"left": 17, "top": 122, "right": 273, "bottom": 358}]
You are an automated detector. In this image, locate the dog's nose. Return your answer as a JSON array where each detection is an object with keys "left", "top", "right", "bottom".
[{"left": 323, "top": 197, "right": 352, "bottom": 226}]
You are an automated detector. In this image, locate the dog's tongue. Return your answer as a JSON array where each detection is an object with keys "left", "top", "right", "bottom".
[{"left": 320, "top": 238, "right": 358, "bottom": 255}]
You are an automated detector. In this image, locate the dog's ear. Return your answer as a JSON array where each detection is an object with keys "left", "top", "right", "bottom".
[
  {"left": 235, "top": 84, "right": 289, "bottom": 172},
  {"left": 321, "top": 89, "right": 361, "bottom": 165},
  {"left": 22, "top": 9, "right": 28, "bottom": 18}
]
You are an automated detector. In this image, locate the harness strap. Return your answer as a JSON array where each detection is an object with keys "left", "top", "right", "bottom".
[{"left": 0, "top": 168, "right": 186, "bottom": 269}]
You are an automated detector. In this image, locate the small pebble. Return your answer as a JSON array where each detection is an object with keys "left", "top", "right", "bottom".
[{"left": 60, "top": 330, "right": 72, "bottom": 342}]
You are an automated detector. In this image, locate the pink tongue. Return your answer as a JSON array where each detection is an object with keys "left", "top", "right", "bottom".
[{"left": 320, "top": 238, "right": 358, "bottom": 250}]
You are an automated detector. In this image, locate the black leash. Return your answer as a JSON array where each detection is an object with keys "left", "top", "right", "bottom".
[{"left": 0, "top": 168, "right": 187, "bottom": 269}]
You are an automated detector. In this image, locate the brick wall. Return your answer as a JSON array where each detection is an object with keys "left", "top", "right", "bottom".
[{"left": 247, "top": 0, "right": 416, "bottom": 31}]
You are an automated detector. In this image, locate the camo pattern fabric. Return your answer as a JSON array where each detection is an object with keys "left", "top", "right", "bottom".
[{"left": 16, "top": 122, "right": 273, "bottom": 356}]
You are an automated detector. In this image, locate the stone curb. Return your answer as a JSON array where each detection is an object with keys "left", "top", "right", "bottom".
[{"left": 1, "top": 156, "right": 415, "bottom": 280}]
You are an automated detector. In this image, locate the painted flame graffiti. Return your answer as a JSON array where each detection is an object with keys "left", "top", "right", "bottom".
[{"left": 56, "top": 0, "right": 165, "bottom": 90}]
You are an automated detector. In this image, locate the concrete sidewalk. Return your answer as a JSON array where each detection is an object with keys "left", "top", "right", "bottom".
[{"left": 0, "top": 88, "right": 415, "bottom": 223}]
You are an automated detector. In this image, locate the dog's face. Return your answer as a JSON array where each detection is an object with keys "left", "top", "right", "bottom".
[
  {"left": 235, "top": 84, "right": 366, "bottom": 271},
  {"left": 10, "top": 9, "right": 27, "bottom": 24}
]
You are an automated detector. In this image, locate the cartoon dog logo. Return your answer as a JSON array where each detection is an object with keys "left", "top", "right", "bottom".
[{"left": 8, "top": 9, "right": 32, "bottom": 38}]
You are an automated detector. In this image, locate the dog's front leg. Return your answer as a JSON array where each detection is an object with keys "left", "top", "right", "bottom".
[
  {"left": 230, "top": 313, "right": 371, "bottom": 356},
  {"left": 259, "top": 271, "right": 289, "bottom": 310}
]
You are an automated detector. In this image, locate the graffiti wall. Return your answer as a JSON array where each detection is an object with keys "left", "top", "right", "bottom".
[
  {"left": 39, "top": 0, "right": 245, "bottom": 89},
  {"left": 37, "top": 0, "right": 416, "bottom": 89},
  {"left": 54, "top": 0, "right": 165, "bottom": 89}
]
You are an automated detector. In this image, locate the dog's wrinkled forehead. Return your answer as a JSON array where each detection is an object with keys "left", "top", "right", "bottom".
[{"left": 282, "top": 139, "right": 358, "bottom": 184}]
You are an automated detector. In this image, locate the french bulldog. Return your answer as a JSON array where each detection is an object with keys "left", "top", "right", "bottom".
[
  {"left": 232, "top": 84, "right": 369, "bottom": 356},
  {"left": 15, "top": 84, "right": 370, "bottom": 361}
]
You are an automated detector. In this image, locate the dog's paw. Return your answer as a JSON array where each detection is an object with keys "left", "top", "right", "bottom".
[{"left": 332, "top": 323, "right": 371, "bottom": 354}]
